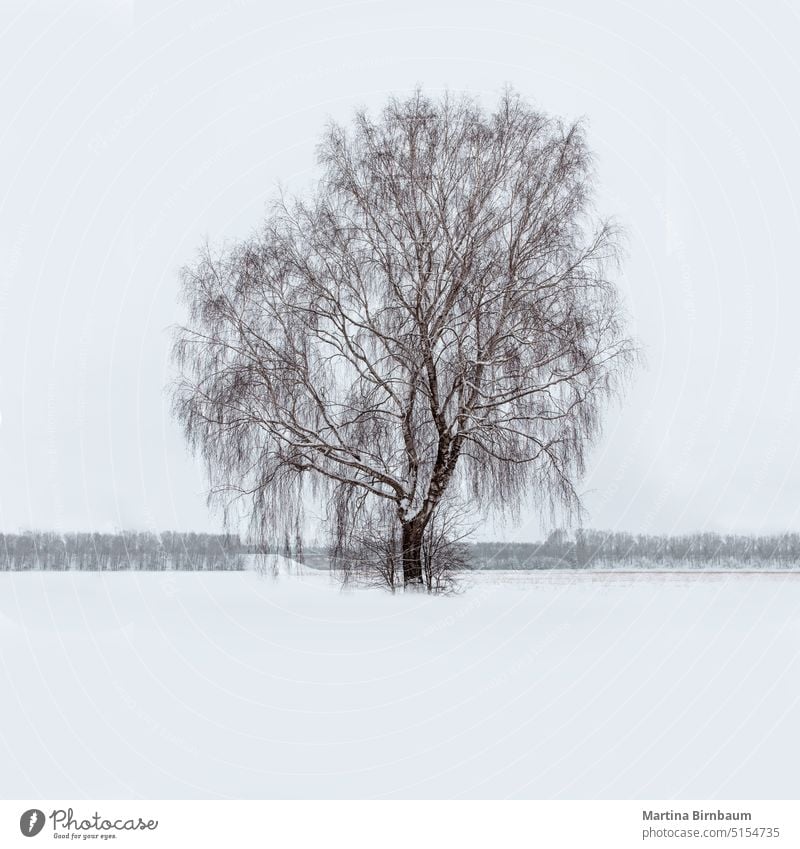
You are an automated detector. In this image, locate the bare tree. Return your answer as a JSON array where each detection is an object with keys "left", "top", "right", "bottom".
[{"left": 172, "top": 88, "right": 635, "bottom": 590}]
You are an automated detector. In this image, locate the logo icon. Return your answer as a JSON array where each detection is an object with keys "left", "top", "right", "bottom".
[{"left": 19, "top": 809, "right": 45, "bottom": 837}]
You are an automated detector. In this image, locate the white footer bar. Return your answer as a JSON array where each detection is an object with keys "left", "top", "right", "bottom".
[{"left": 1, "top": 800, "right": 795, "bottom": 848}]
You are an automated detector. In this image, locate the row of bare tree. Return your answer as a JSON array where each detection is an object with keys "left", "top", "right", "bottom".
[
  {"left": 0, "top": 531, "right": 245, "bottom": 571},
  {"left": 471, "top": 529, "right": 800, "bottom": 569},
  {"left": 5, "top": 528, "right": 799, "bottom": 573}
]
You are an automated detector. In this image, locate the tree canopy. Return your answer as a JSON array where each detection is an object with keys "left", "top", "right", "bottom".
[{"left": 172, "top": 88, "right": 635, "bottom": 589}]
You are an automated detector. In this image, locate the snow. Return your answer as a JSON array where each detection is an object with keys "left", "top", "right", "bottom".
[{"left": 1, "top": 566, "right": 798, "bottom": 799}]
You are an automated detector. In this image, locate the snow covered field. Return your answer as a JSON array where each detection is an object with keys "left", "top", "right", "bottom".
[{"left": 1, "top": 566, "right": 799, "bottom": 799}]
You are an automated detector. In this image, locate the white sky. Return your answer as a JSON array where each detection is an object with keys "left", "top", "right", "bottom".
[{"left": 1, "top": 0, "right": 799, "bottom": 539}]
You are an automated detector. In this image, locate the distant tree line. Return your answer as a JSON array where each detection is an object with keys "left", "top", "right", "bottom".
[
  {"left": 5, "top": 528, "right": 800, "bottom": 572},
  {"left": 0, "top": 531, "right": 245, "bottom": 571},
  {"left": 470, "top": 530, "right": 800, "bottom": 570}
]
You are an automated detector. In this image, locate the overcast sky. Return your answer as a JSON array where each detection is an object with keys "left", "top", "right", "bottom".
[{"left": 1, "top": 0, "right": 799, "bottom": 539}]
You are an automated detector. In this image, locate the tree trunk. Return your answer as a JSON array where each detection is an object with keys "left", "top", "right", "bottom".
[{"left": 401, "top": 518, "right": 426, "bottom": 587}]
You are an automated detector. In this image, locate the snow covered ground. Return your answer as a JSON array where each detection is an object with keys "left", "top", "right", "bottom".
[{"left": 1, "top": 564, "right": 799, "bottom": 799}]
